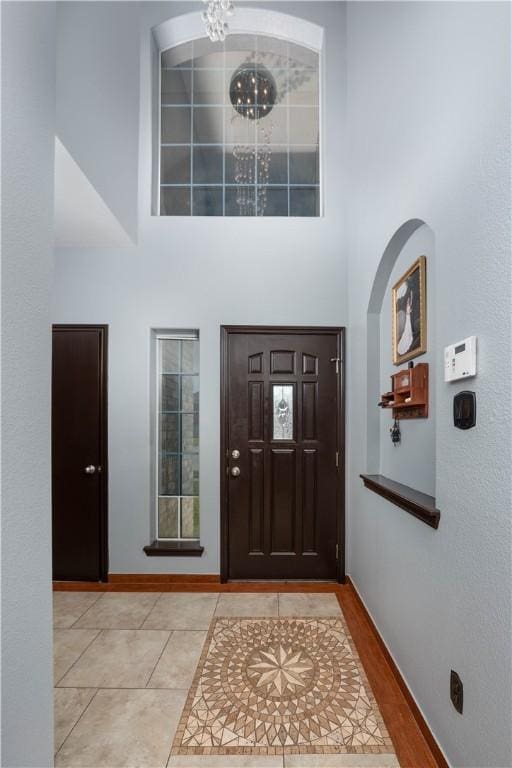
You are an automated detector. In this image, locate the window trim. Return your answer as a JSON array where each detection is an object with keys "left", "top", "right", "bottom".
[
  {"left": 152, "top": 9, "right": 325, "bottom": 217},
  {"left": 154, "top": 330, "right": 200, "bottom": 543},
  {"left": 152, "top": 9, "right": 324, "bottom": 57}
]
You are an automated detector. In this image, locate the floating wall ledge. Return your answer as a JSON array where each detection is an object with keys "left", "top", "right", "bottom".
[{"left": 360, "top": 474, "right": 440, "bottom": 529}]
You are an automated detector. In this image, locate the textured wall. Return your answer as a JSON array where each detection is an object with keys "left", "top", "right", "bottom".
[
  {"left": 1, "top": 3, "right": 56, "bottom": 765},
  {"left": 53, "top": 1, "right": 348, "bottom": 575},
  {"left": 345, "top": 3, "right": 511, "bottom": 766}
]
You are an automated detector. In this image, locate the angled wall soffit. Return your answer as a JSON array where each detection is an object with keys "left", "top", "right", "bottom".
[{"left": 54, "top": 137, "right": 134, "bottom": 248}]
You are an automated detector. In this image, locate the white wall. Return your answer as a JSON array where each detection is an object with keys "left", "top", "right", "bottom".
[
  {"left": 1, "top": 2, "right": 56, "bottom": 765},
  {"left": 53, "top": 1, "right": 348, "bottom": 574},
  {"left": 346, "top": 3, "right": 511, "bottom": 767}
]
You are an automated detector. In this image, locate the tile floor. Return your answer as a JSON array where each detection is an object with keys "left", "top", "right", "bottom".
[{"left": 53, "top": 591, "right": 399, "bottom": 768}]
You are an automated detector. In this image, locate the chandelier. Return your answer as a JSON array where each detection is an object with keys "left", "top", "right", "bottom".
[
  {"left": 230, "top": 66, "right": 276, "bottom": 215},
  {"left": 201, "top": 0, "right": 234, "bottom": 42},
  {"left": 229, "top": 64, "right": 277, "bottom": 120}
]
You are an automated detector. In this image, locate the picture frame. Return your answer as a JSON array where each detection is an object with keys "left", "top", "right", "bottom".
[{"left": 392, "top": 255, "right": 427, "bottom": 365}]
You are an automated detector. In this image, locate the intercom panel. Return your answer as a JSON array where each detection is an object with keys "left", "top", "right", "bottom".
[{"left": 454, "top": 391, "right": 476, "bottom": 430}]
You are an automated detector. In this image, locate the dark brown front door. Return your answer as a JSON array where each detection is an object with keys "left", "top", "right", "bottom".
[
  {"left": 52, "top": 325, "right": 108, "bottom": 581},
  {"left": 221, "top": 327, "right": 344, "bottom": 581}
]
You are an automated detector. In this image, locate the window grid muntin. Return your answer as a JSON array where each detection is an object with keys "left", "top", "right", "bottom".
[
  {"left": 254, "top": 35, "right": 259, "bottom": 216},
  {"left": 222, "top": 45, "right": 226, "bottom": 215},
  {"left": 156, "top": 333, "right": 199, "bottom": 541},
  {"left": 159, "top": 36, "right": 320, "bottom": 217}
]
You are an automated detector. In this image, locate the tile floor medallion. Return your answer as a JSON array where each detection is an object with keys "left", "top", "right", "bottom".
[{"left": 172, "top": 616, "right": 396, "bottom": 757}]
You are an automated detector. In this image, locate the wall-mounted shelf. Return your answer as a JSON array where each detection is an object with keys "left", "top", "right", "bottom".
[
  {"left": 143, "top": 540, "right": 204, "bottom": 557},
  {"left": 360, "top": 474, "right": 440, "bottom": 529},
  {"left": 379, "top": 362, "right": 429, "bottom": 419}
]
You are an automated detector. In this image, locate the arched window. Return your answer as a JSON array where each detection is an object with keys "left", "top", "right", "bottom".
[{"left": 154, "top": 11, "right": 323, "bottom": 217}]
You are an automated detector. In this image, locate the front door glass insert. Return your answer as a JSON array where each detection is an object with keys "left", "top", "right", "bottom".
[{"left": 273, "top": 384, "right": 294, "bottom": 440}]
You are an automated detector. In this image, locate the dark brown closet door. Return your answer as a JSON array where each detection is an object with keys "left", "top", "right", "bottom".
[{"left": 52, "top": 325, "right": 108, "bottom": 581}]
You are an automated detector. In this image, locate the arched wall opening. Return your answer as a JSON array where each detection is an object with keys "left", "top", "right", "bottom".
[{"left": 366, "top": 219, "right": 436, "bottom": 496}]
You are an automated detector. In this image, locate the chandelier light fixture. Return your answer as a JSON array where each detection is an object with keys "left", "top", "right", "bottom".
[
  {"left": 201, "top": 0, "right": 234, "bottom": 42},
  {"left": 229, "top": 64, "right": 276, "bottom": 215},
  {"left": 229, "top": 64, "right": 277, "bottom": 120}
]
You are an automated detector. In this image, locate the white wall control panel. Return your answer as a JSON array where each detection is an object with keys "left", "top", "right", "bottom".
[{"left": 444, "top": 336, "right": 477, "bottom": 382}]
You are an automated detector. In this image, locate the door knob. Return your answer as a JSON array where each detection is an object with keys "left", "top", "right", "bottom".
[
  {"left": 231, "top": 449, "right": 240, "bottom": 459},
  {"left": 84, "top": 465, "right": 96, "bottom": 474},
  {"left": 231, "top": 466, "right": 241, "bottom": 477}
]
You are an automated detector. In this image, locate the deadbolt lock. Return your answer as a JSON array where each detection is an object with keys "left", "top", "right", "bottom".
[{"left": 231, "top": 449, "right": 240, "bottom": 459}]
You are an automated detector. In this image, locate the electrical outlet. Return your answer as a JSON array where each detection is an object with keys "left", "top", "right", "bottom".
[{"left": 450, "top": 670, "right": 463, "bottom": 714}]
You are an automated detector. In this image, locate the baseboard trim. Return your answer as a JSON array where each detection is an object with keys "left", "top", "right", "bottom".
[
  {"left": 108, "top": 573, "right": 220, "bottom": 584},
  {"left": 346, "top": 576, "right": 449, "bottom": 768},
  {"left": 53, "top": 581, "right": 112, "bottom": 591},
  {"left": 52, "top": 578, "right": 343, "bottom": 592}
]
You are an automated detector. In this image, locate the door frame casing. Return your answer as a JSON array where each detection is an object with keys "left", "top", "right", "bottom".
[
  {"left": 220, "top": 325, "right": 345, "bottom": 584},
  {"left": 52, "top": 324, "right": 109, "bottom": 582}
]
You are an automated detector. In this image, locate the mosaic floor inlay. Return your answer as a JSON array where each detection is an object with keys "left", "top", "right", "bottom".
[{"left": 172, "top": 617, "right": 396, "bottom": 756}]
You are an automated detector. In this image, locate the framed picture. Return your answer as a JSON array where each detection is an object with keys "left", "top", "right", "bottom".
[{"left": 392, "top": 255, "right": 427, "bottom": 365}]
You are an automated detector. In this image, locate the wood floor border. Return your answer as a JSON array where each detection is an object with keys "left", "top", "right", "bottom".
[
  {"left": 339, "top": 578, "right": 448, "bottom": 768},
  {"left": 52, "top": 574, "right": 447, "bottom": 767}
]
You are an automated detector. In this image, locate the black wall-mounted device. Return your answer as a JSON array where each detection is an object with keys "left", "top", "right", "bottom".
[
  {"left": 453, "top": 391, "right": 476, "bottom": 430},
  {"left": 450, "top": 670, "right": 464, "bottom": 714}
]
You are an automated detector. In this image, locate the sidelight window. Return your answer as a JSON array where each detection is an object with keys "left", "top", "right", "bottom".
[
  {"left": 159, "top": 34, "right": 320, "bottom": 216},
  {"left": 155, "top": 332, "right": 200, "bottom": 540}
]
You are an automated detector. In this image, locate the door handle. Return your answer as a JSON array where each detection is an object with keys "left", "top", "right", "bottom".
[
  {"left": 231, "top": 466, "right": 241, "bottom": 477},
  {"left": 84, "top": 465, "right": 96, "bottom": 474}
]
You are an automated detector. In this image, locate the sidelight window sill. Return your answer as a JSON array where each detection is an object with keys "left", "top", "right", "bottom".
[
  {"left": 360, "top": 474, "right": 440, "bottom": 529},
  {"left": 143, "top": 540, "right": 204, "bottom": 557}
]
